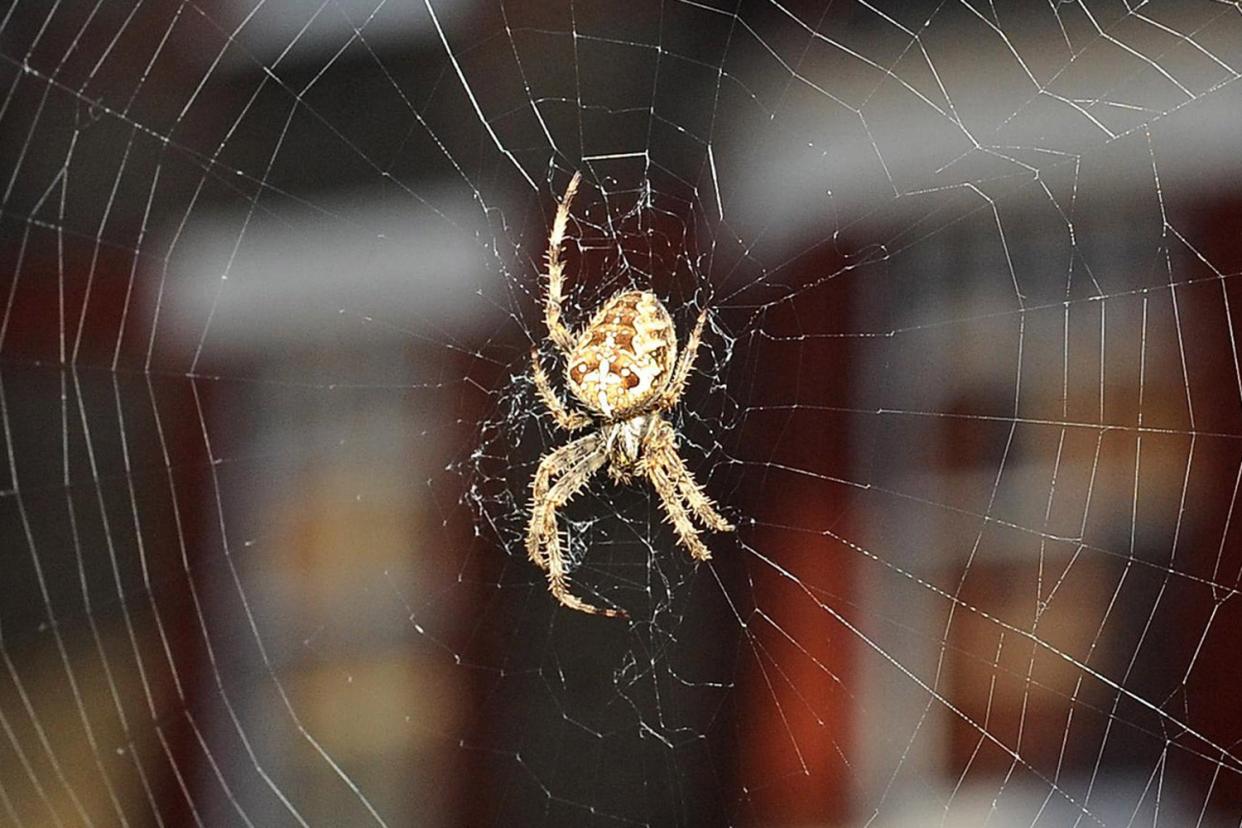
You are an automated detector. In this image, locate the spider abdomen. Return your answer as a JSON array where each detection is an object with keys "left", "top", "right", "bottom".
[{"left": 566, "top": 290, "right": 677, "bottom": 418}]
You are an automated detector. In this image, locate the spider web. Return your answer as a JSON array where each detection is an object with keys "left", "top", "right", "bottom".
[{"left": 2, "top": 0, "right": 1242, "bottom": 825}]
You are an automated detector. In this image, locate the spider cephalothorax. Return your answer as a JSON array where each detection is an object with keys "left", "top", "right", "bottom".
[{"left": 526, "top": 172, "right": 733, "bottom": 618}]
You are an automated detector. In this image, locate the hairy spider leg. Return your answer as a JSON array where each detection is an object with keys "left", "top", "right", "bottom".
[
  {"left": 648, "top": 418, "right": 733, "bottom": 532},
  {"left": 658, "top": 309, "right": 708, "bottom": 410},
  {"left": 527, "top": 434, "right": 600, "bottom": 567},
  {"left": 643, "top": 456, "right": 713, "bottom": 561},
  {"left": 531, "top": 447, "right": 627, "bottom": 617},
  {"left": 531, "top": 347, "right": 591, "bottom": 431},
  {"left": 544, "top": 171, "right": 582, "bottom": 355}
]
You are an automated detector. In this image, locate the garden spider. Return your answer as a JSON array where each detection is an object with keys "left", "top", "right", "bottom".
[{"left": 526, "top": 172, "right": 734, "bottom": 618}]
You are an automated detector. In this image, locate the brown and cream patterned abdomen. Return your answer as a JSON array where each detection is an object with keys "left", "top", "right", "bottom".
[{"left": 565, "top": 291, "right": 677, "bottom": 419}]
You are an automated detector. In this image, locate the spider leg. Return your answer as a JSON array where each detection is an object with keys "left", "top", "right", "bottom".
[
  {"left": 531, "top": 347, "right": 591, "bottom": 431},
  {"left": 665, "top": 449, "right": 734, "bottom": 532},
  {"left": 650, "top": 420, "right": 734, "bottom": 532},
  {"left": 645, "top": 461, "right": 712, "bottom": 561},
  {"left": 532, "top": 448, "right": 627, "bottom": 618},
  {"left": 527, "top": 434, "right": 600, "bottom": 567},
  {"left": 645, "top": 417, "right": 730, "bottom": 541},
  {"left": 544, "top": 171, "right": 582, "bottom": 355},
  {"left": 657, "top": 309, "right": 708, "bottom": 410}
]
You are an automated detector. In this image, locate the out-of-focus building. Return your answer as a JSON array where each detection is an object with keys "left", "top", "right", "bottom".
[{"left": 1, "top": 1, "right": 1240, "bottom": 826}]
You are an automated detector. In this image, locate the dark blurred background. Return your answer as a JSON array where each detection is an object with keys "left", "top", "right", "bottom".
[{"left": 2, "top": 1, "right": 1242, "bottom": 825}]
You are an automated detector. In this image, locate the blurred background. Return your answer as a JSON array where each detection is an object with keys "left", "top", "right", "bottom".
[{"left": 2, "top": 0, "right": 1242, "bottom": 825}]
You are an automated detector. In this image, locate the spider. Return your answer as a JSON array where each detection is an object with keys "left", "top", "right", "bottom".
[{"left": 526, "top": 172, "right": 734, "bottom": 618}]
